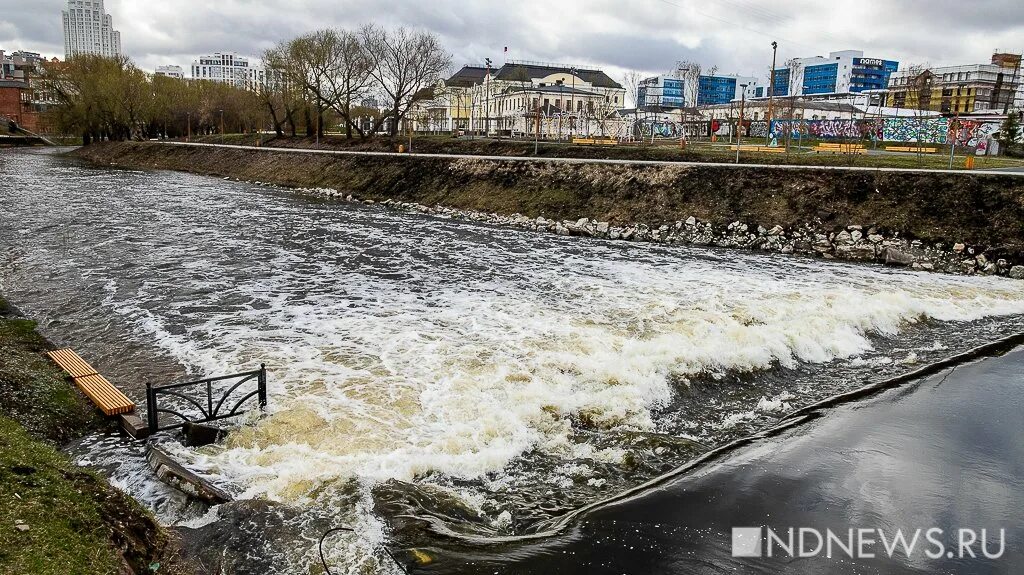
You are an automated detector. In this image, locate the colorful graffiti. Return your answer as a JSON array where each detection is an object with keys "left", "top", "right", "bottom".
[
  {"left": 640, "top": 120, "right": 711, "bottom": 139},
  {"left": 749, "top": 121, "right": 770, "bottom": 138},
  {"left": 882, "top": 118, "right": 949, "bottom": 144},
  {"left": 770, "top": 119, "right": 882, "bottom": 140},
  {"left": 950, "top": 120, "right": 1000, "bottom": 147}
]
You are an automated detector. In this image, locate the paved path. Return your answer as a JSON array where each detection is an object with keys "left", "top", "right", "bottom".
[{"left": 161, "top": 141, "right": 1024, "bottom": 177}]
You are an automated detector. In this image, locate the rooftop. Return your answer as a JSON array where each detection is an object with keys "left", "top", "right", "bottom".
[
  {"left": 445, "top": 65, "right": 489, "bottom": 88},
  {"left": 494, "top": 62, "right": 623, "bottom": 89}
]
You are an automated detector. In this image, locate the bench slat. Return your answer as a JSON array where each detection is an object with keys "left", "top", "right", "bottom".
[
  {"left": 74, "top": 374, "right": 135, "bottom": 416},
  {"left": 46, "top": 349, "right": 135, "bottom": 416},
  {"left": 47, "top": 349, "right": 99, "bottom": 378}
]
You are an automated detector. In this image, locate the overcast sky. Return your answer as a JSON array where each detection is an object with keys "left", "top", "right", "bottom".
[{"left": 2, "top": 0, "right": 1023, "bottom": 84}]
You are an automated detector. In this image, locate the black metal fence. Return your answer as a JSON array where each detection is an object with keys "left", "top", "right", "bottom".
[{"left": 146, "top": 365, "right": 267, "bottom": 434}]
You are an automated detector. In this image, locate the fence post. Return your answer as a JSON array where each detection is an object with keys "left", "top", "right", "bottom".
[
  {"left": 146, "top": 381, "right": 157, "bottom": 433},
  {"left": 258, "top": 364, "right": 267, "bottom": 408}
]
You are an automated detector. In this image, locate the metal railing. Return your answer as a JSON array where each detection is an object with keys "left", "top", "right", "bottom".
[{"left": 146, "top": 365, "right": 267, "bottom": 433}]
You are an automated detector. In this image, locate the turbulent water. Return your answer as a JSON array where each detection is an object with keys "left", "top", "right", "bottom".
[{"left": 3, "top": 147, "right": 1024, "bottom": 573}]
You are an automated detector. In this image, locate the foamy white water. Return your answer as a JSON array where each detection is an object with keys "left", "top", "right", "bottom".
[
  {"left": 150, "top": 252, "right": 1024, "bottom": 505},
  {"left": 3, "top": 148, "right": 1024, "bottom": 572}
]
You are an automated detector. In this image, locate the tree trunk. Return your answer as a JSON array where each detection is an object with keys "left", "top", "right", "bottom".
[
  {"left": 390, "top": 103, "right": 401, "bottom": 137},
  {"left": 344, "top": 100, "right": 353, "bottom": 139}
]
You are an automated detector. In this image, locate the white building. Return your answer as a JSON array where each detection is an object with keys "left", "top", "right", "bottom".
[
  {"left": 155, "top": 65, "right": 184, "bottom": 80},
  {"left": 766, "top": 50, "right": 899, "bottom": 100},
  {"left": 472, "top": 61, "right": 627, "bottom": 137},
  {"left": 191, "top": 53, "right": 265, "bottom": 90},
  {"left": 62, "top": 0, "right": 122, "bottom": 59}
]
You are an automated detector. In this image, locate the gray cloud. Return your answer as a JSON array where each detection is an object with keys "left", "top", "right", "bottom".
[{"left": 1, "top": 0, "right": 1022, "bottom": 85}]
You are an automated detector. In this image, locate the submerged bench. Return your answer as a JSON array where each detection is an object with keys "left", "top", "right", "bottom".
[{"left": 47, "top": 348, "right": 136, "bottom": 416}]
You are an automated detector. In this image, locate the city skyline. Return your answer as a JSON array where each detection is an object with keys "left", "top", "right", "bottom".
[{"left": 1, "top": 0, "right": 1023, "bottom": 83}]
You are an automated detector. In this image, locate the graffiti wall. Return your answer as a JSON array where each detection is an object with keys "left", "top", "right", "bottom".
[
  {"left": 640, "top": 120, "right": 711, "bottom": 139},
  {"left": 951, "top": 120, "right": 1000, "bottom": 147},
  {"left": 749, "top": 121, "right": 770, "bottom": 138},
  {"left": 770, "top": 119, "right": 882, "bottom": 140},
  {"left": 882, "top": 118, "right": 950, "bottom": 144}
]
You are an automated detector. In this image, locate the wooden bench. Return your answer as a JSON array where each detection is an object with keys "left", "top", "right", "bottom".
[
  {"left": 47, "top": 348, "right": 136, "bottom": 416},
  {"left": 572, "top": 138, "right": 617, "bottom": 146},
  {"left": 885, "top": 146, "right": 939, "bottom": 153},
  {"left": 813, "top": 143, "right": 867, "bottom": 154},
  {"left": 731, "top": 145, "right": 786, "bottom": 153}
]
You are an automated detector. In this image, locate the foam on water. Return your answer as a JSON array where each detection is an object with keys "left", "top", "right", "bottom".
[
  {"left": 4, "top": 148, "right": 1024, "bottom": 572},
  {"left": 123, "top": 250, "right": 1024, "bottom": 504}
]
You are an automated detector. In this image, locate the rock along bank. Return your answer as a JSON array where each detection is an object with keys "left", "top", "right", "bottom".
[{"left": 74, "top": 141, "right": 1024, "bottom": 278}]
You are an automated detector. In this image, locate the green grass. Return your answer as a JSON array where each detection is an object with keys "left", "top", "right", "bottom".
[
  {"left": 0, "top": 298, "right": 183, "bottom": 575},
  {"left": 0, "top": 300, "right": 104, "bottom": 444},
  {"left": 0, "top": 416, "right": 126, "bottom": 574},
  {"left": 176, "top": 133, "right": 1024, "bottom": 172}
]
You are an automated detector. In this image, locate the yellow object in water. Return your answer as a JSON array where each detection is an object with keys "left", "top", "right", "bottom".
[{"left": 409, "top": 549, "right": 433, "bottom": 564}]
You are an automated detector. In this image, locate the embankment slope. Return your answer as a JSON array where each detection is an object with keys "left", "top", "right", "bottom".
[{"left": 74, "top": 141, "right": 1024, "bottom": 267}]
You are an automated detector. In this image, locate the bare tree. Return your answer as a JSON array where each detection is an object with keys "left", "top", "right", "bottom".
[
  {"left": 677, "top": 61, "right": 716, "bottom": 142},
  {"left": 260, "top": 43, "right": 303, "bottom": 137},
  {"left": 782, "top": 58, "right": 803, "bottom": 151},
  {"left": 362, "top": 25, "right": 452, "bottom": 137},
  {"left": 321, "top": 27, "right": 374, "bottom": 139}
]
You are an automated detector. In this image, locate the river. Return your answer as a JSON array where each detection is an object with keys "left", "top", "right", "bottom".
[{"left": 3, "top": 147, "right": 1024, "bottom": 574}]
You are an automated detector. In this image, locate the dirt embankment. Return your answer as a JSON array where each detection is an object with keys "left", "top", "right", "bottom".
[
  {"left": 74, "top": 141, "right": 1024, "bottom": 265},
  {"left": 0, "top": 297, "right": 190, "bottom": 575}
]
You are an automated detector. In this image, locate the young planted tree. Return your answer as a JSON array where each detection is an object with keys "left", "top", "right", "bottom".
[{"left": 781, "top": 58, "right": 803, "bottom": 151}]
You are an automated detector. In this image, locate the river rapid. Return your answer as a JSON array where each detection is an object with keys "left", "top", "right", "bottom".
[{"left": 3, "top": 147, "right": 1024, "bottom": 573}]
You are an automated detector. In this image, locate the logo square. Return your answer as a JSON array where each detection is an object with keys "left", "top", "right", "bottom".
[{"left": 732, "top": 527, "right": 763, "bottom": 557}]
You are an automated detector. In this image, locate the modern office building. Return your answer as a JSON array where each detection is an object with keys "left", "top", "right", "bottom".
[
  {"left": 190, "top": 53, "right": 265, "bottom": 89},
  {"left": 637, "top": 74, "right": 757, "bottom": 107},
  {"left": 697, "top": 75, "right": 759, "bottom": 105},
  {"left": 155, "top": 65, "right": 184, "bottom": 80},
  {"left": 886, "top": 52, "right": 1022, "bottom": 113},
  {"left": 61, "top": 0, "right": 122, "bottom": 59},
  {"left": 769, "top": 50, "right": 898, "bottom": 99},
  {"left": 637, "top": 76, "right": 686, "bottom": 108}
]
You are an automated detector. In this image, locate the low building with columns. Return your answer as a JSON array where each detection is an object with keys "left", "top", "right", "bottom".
[{"left": 416, "top": 61, "right": 627, "bottom": 138}]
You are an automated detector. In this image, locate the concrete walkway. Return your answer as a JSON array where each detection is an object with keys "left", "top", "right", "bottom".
[{"left": 160, "top": 141, "right": 1024, "bottom": 177}]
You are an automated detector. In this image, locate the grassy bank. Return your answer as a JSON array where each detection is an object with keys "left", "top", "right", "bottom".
[
  {"left": 0, "top": 297, "right": 186, "bottom": 575},
  {"left": 74, "top": 141, "right": 1024, "bottom": 262},
  {"left": 188, "top": 133, "right": 1024, "bottom": 171}
]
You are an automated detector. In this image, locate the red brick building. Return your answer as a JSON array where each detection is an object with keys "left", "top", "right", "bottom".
[{"left": 0, "top": 79, "right": 40, "bottom": 133}]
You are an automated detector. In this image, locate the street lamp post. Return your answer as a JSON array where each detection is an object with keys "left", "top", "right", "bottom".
[
  {"left": 534, "top": 96, "right": 541, "bottom": 155},
  {"left": 570, "top": 66, "right": 577, "bottom": 140},
  {"left": 219, "top": 109, "right": 224, "bottom": 145},
  {"left": 186, "top": 112, "right": 191, "bottom": 142},
  {"left": 677, "top": 64, "right": 686, "bottom": 150},
  {"left": 766, "top": 41, "right": 778, "bottom": 145},
  {"left": 736, "top": 84, "right": 748, "bottom": 164},
  {"left": 485, "top": 58, "right": 492, "bottom": 139}
]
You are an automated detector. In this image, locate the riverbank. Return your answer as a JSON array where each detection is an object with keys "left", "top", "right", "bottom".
[
  {"left": 74, "top": 141, "right": 1024, "bottom": 276},
  {"left": 0, "top": 297, "right": 188, "bottom": 575},
  {"left": 192, "top": 134, "right": 1024, "bottom": 172}
]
